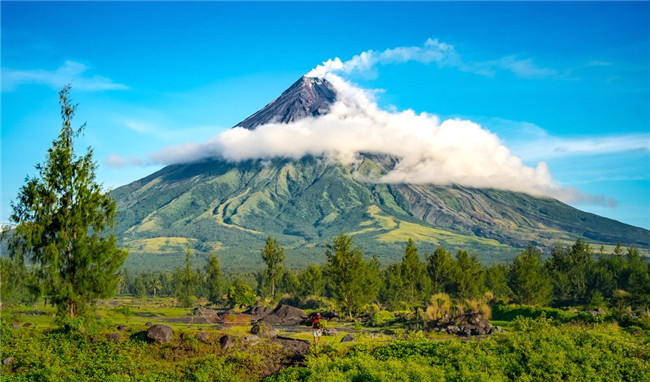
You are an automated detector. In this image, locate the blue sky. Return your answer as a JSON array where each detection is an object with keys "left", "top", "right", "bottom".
[{"left": 1, "top": 2, "right": 649, "bottom": 229}]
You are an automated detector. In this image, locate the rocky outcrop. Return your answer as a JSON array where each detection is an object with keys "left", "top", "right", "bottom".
[
  {"left": 244, "top": 305, "right": 273, "bottom": 321},
  {"left": 432, "top": 312, "right": 495, "bottom": 336},
  {"left": 146, "top": 325, "right": 173, "bottom": 343},
  {"left": 250, "top": 322, "right": 278, "bottom": 338},
  {"left": 261, "top": 305, "right": 307, "bottom": 325}
]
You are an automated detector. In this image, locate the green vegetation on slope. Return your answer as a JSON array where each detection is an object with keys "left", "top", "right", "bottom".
[{"left": 110, "top": 155, "right": 649, "bottom": 272}]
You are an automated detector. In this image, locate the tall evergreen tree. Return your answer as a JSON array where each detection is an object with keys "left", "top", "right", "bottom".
[
  {"left": 175, "top": 248, "right": 198, "bottom": 307},
  {"left": 451, "top": 250, "right": 482, "bottom": 300},
  {"left": 426, "top": 247, "right": 455, "bottom": 294},
  {"left": 297, "top": 263, "right": 324, "bottom": 298},
  {"left": 261, "top": 236, "right": 285, "bottom": 299},
  {"left": 509, "top": 245, "right": 552, "bottom": 305},
  {"left": 7, "top": 85, "right": 127, "bottom": 317},
  {"left": 205, "top": 253, "right": 223, "bottom": 304},
  {"left": 325, "top": 233, "right": 367, "bottom": 319},
  {"left": 398, "top": 239, "right": 430, "bottom": 307}
]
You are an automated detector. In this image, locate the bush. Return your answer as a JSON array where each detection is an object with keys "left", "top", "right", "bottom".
[{"left": 369, "top": 311, "right": 396, "bottom": 327}]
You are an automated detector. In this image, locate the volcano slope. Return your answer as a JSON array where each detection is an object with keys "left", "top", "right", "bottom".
[{"left": 111, "top": 77, "right": 649, "bottom": 271}]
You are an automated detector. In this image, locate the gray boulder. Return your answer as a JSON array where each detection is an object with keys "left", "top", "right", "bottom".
[
  {"left": 340, "top": 334, "right": 355, "bottom": 342},
  {"left": 146, "top": 325, "right": 173, "bottom": 343},
  {"left": 250, "top": 322, "right": 278, "bottom": 338},
  {"left": 323, "top": 328, "right": 338, "bottom": 336},
  {"left": 272, "top": 336, "right": 310, "bottom": 357},
  {"left": 261, "top": 305, "right": 307, "bottom": 325},
  {"left": 106, "top": 332, "right": 121, "bottom": 343},
  {"left": 3, "top": 356, "right": 15, "bottom": 366},
  {"left": 196, "top": 332, "right": 210, "bottom": 343},
  {"left": 220, "top": 334, "right": 235, "bottom": 350},
  {"left": 244, "top": 305, "right": 273, "bottom": 321}
]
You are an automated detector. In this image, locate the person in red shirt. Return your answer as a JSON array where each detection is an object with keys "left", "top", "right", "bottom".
[{"left": 311, "top": 312, "right": 323, "bottom": 346}]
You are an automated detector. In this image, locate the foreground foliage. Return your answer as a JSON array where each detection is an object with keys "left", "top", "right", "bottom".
[{"left": 268, "top": 317, "right": 650, "bottom": 382}]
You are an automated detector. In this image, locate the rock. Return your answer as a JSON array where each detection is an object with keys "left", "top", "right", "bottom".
[
  {"left": 11, "top": 323, "right": 20, "bottom": 330},
  {"left": 116, "top": 325, "right": 128, "bottom": 331},
  {"left": 495, "top": 326, "right": 504, "bottom": 333},
  {"left": 245, "top": 335, "right": 259, "bottom": 342},
  {"left": 3, "top": 356, "right": 15, "bottom": 366},
  {"left": 23, "top": 323, "right": 32, "bottom": 328},
  {"left": 272, "top": 336, "right": 310, "bottom": 357},
  {"left": 597, "top": 307, "right": 606, "bottom": 315},
  {"left": 340, "top": 334, "right": 355, "bottom": 342},
  {"left": 446, "top": 325, "right": 460, "bottom": 335},
  {"left": 146, "top": 325, "right": 173, "bottom": 343},
  {"left": 106, "top": 332, "right": 121, "bottom": 342},
  {"left": 261, "top": 305, "right": 307, "bottom": 325},
  {"left": 194, "top": 307, "right": 223, "bottom": 324},
  {"left": 220, "top": 334, "right": 236, "bottom": 350},
  {"left": 145, "top": 322, "right": 153, "bottom": 327},
  {"left": 250, "top": 322, "right": 278, "bottom": 338},
  {"left": 196, "top": 332, "right": 210, "bottom": 343},
  {"left": 323, "top": 328, "right": 338, "bottom": 336},
  {"left": 244, "top": 305, "right": 273, "bottom": 321}
]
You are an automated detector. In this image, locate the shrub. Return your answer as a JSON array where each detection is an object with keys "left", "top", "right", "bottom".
[
  {"left": 369, "top": 311, "right": 396, "bottom": 327},
  {"left": 423, "top": 293, "right": 452, "bottom": 323}
]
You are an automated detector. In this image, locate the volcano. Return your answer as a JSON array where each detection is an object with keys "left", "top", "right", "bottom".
[{"left": 111, "top": 76, "right": 649, "bottom": 272}]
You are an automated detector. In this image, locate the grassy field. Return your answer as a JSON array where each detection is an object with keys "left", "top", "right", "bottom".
[{"left": 2, "top": 297, "right": 649, "bottom": 381}]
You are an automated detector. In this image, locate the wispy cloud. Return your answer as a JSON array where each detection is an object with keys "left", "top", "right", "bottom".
[
  {"left": 106, "top": 154, "right": 142, "bottom": 168},
  {"left": 2, "top": 60, "right": 128, "bottom": 92},
  {"left": 308, "top": 38, "right": 559, "bottom": 80}
]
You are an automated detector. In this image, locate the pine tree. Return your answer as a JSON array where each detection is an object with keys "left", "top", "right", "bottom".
[
  {"left": 325, "top": 233, "right": 366, "bottom": 319},
  {"left": 399, "top": 239, "right": 430, "bottom": 307},
  {"left": 426, "top": 247, "right": 455, "bottom": 294},
  {"left": 175, "top": 248, "right": 198, "bottom": 308},
  {"left": 451, "top": 250, "right": 483, "bottom": 300},
  {"left": 297, "top": 263, "right": 324, "bottom": 298},
  {"left": 261, "top": 236, "right": 285, "bottom": 299},
  {"left": 205, "top": 252, "right": 223, "bottom": 304},
  {"left": 7, "top": 85, "right": 127, "bottom": 317},
  {"left": 509, "top": 245, "right": 552, "bottom": 305}
]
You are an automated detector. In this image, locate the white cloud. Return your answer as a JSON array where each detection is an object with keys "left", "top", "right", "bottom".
[
  {"left": 2, "top": 60, "right": 128, "bottom": 92},
  {"left": 307, "top": 38, "right": 558, "bottom": 80},
  {"left": 115, "top": 74, "right": 616, "bottom": 206}
]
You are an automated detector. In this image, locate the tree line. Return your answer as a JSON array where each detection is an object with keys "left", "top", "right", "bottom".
[{"left": 102, "top": 234, "right": 650, "bottom": 319}]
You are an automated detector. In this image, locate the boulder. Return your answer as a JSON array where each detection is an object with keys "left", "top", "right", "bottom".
[
  {"left": 250, "top": 322, "right": 278, "bottom": 338},
  {"left": 323, "top": 328, "right": 338, "bottom": 336},
  {"left": 244, "top": 305, "right": 273, "bottom": 321},
  {"left": 3, "top": 356, "right": 15, "bottom": 366},
  {"left": 193, "top": 307, "right": 223, "bottom": 324},
  {"left": 106, "top": 332, "right": 121, "bottom": 343},
  {"left": 446, "top": 325, "right": 460, "bottom": 335},
  {"left": 116, "top": 325, "right": 128, "bottom": 331},
  {"left": 196, "top": 332, "right": 210, "bottom": 343},
  {"left": 261, "top": 305, "right": 307, "bottom": 325},
  {"left": 272, "top": 336, "right": 310, "bottom": 357},
  {"left": 146, "top": 325, "right": 173, "bottom": 343},
  {"left": 220, "top": 334, "right": 236, "bottom": 350},
  {"left": 11, "top": 323, "right": 20, "bottom": 330},
  {"left": 245, "top": 335, "right": 260, "bottom": 342},
  {"left": 340, "top": 334, "right": 355, "bottom": 342}
]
